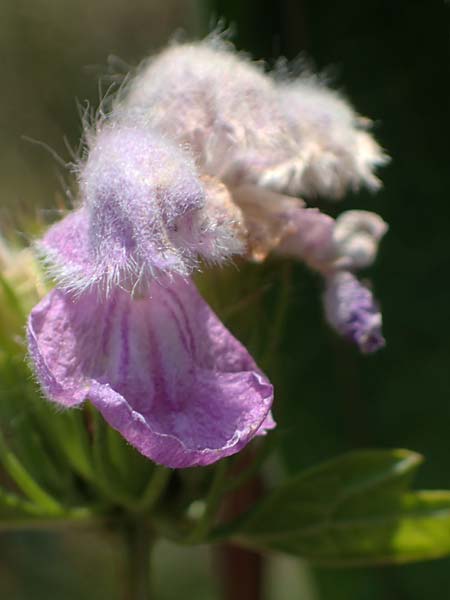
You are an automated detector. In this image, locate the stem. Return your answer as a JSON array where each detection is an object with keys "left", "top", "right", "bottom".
[
  {"left": 215, "top": 455, "right": 265, "bottom": 600},
  {"left": 0, "top": 432, "right": 63, "bottom": 513},
  {"left": 217, "top": 544, "right": 263, "bottom": 600},
  {"left": 225, "top": 438, "right": 274, "bottom": 494},
  {"left": 261, "top": 262, "right": 292, "bottom": 370},
  {"left": 134, "top": 466, "right": 171, "bottom": 513},
  {"left": 187, "top": 459, "right": 229, "bottom": 544},
  {"left": 122, "top": 521, "right": 153, "bottom": 600}
]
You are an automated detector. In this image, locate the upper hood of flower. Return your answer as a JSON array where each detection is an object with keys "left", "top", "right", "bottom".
[
  {"left": 38, "top": 125, "right": 246, "bottom": 295},
  {"left": 116, "top": 38, "right": 387, "bottom": 201}
]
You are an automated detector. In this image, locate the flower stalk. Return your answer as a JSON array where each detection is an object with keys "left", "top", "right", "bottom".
[
  {"left": 216, "top": 451, "right": 266, "bottom": 600},
  {"left": 122, "top": 520, "right": 154, "bottom": 600}
]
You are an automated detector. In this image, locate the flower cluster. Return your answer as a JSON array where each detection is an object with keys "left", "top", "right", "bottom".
[{"left": 28, "top": 38, "right": 388, "bottom": 468}]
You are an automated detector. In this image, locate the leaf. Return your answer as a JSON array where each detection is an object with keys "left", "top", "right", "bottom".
[{"left": 220, "top": 449, "right": 450, "bottom": 565}]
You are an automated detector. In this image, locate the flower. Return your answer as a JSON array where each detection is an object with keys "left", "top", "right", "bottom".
[
  {"left": 28, "top": 37, "right": 389, "bottom": 472},
  {"left": 228, "top": 184, "right": 387, "bottom": 351},
  {"left": 39, "top": 124, "right": 246, "bottom": 295},
  {"left": 273, "top": 79, "right": 389, "bottom": 198},
  {"left": 117, "top": 37, "right": 387, "bottom": 199},
  {"left": 28, "top": 123, "right": 274, "bottom": 469},
  {"left": 115, "top": 38, "right": 388, "bottom": 351},
  {"left": 28, "top": 276, "right": 274, "bottom": 468},
  {"left": 117, "top": 39, "right": 294, "bottom": 188},
  {"left": 323, "top": 271, "right": 385, "bottom": 353}
]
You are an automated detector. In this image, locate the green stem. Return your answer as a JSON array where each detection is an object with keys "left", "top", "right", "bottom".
[
  {"left": 225, "top": 438, "right": 274, "bottom": 494},
  {"left": 134, "top": 466, "right": 171, "bottom": 513},
  {"left": 0, "top": 433, "right": 63, "bottom": 513},
  {"left": 261, "top": 262, "right": 292, "bottom": 370},
  {"left": 187, "top": 459, "right": 229, "bottom": 544},
  {"left": 91, "top": 409, "right": 139, "bottom": 510},
  {"left": 123, "top": 521, "right": 153, "bottom": 600}
]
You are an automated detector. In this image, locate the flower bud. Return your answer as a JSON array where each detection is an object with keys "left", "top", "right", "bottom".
[
  {"left": 323, "top": 271, "right": 385, "bottom": 353},
  {"left": 333, "top": 210, "right": 388, "bottom": 270}
]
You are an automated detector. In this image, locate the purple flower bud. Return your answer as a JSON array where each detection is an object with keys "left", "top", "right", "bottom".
[
  {"left": 229, "top": 186, "right": 387, "bottom": 353},
  {"left": 323, "top": 271, "right": 385, "bottom": 353},
  {"left": 27, "top": 275, "right": 274, "bottom": 468}
]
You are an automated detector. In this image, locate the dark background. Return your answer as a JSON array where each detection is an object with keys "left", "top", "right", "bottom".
[
  {"left": 1, "top": 0, "right": 449, "bottom": 598},
  {"left": 217, "top": 1, "right": 450, "bottom": 598}
]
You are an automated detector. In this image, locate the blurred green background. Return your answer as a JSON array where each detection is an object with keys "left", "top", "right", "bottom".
[{"left": 1, "top": 0, "right": 450, "bottom": 598}]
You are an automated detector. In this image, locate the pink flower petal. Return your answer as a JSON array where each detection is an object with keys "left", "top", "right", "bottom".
[{"left": 27, "top": 277, "right": 274, "bottom": 468}]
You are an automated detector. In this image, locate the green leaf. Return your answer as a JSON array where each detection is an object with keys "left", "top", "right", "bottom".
[{"left": 220, "top": 449, "right": 450, "bottom": 565}]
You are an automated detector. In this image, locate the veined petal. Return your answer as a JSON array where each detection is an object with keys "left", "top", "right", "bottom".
[
  {"left": 27, "top": 277, "right": 274, "bottom": 468},
  {"left": 81, "top": 125, "right": 208, "bottom": 288}
]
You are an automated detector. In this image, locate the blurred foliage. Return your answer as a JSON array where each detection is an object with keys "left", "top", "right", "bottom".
[
  {"left": 228, "top": 450, "right": 450, "bottom": 565},
  {"left": 0, "top": 0, "right": 203, "bottom": 227}
]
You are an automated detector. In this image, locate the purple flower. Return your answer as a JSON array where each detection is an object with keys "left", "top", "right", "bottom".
[
  {"left": 39, "top": 125, "right": 245, "bottom": 296},
  {"left": 108, "top": 39, "right": 388, "bottom": 356},
  {"left": 28, "top": 124, "right": 274, "bottom": 469},
  {"left": 28, "top": 276, "right": 274, "bottom": 468},
  {"left": 228, "top": 185, "right": 387, "bottom": 352},
  {"left": 323, "top": 271, "right": 385, "bottom": 353}
]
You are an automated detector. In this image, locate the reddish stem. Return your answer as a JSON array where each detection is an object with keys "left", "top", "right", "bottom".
[
  {"left": 217, "top": 543, "right": 264, "bottom": 600},
  {"left": 216, "top": 452, "right": 265, "bottom": 600}
]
